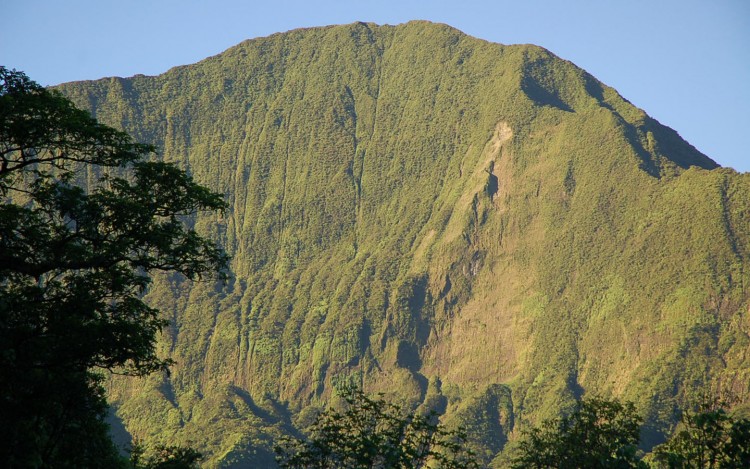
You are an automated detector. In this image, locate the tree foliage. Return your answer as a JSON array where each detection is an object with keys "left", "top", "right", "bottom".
[
  {"left": 129, "top": 441, "right": 203, "bottom": 469},
  {"left": 651, "top": 397, "right": 750, "bottom": 468},
  {"left": 274, "top": 387, "right": 478, "bottom": 468},
  {"left": 512, "top": 397, "right": 646, "bottom": 469},
  {"left": 0, "top": 67, "right": 227, "bottom": 467}
]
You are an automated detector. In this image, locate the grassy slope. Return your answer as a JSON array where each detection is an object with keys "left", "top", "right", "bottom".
[{"left": 59, "top": 21, "right": 750, "bottom": 466}]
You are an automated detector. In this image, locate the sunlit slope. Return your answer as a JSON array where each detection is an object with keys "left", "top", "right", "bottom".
[{"left": 59, "top": 21, "right": 750, "bottom": 466}]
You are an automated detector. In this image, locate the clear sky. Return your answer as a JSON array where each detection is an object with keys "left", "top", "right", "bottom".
[{"left": 3, "top": 0, "right": 749, "bottom": 172}]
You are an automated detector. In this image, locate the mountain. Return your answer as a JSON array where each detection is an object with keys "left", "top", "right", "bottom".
[{"left": 57, "top": 21, "right": 750, "bottom": 466}]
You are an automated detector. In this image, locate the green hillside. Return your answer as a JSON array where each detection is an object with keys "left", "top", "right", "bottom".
[{"left": 58, "top": 21, "right": 750, "bottom": 466}]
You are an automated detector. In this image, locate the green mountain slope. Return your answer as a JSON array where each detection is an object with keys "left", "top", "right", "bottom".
[{"left": 57, "top": 21, "right": 750, "bottom": 466}]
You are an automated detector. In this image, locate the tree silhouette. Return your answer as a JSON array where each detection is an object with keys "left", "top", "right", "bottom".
[
  {"left": 512, "top": 397, "right": 646, "bottom": 469},
  {"left": 275, "top": 387, "right": 478, "bottom": 468},
  {"left": 0, "top": 67, "right": 227, "bottom": 467}
]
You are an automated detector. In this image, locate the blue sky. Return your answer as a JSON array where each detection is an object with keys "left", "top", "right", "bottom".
[{"left": 3, "top": 0, "right": 748, "bottom": 172}]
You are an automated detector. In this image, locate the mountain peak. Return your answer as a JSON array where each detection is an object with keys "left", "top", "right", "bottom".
[{"left": 57, "top": 22, "right": 737, "bottom": 465}]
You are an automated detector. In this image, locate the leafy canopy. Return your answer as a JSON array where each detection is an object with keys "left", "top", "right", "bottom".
[
  {"left": 129, "top": 441, "right": 203, "bottom": 469},
  {"left": 274, "top": 386, "right": 478, "bottom": 468},
  {"left": 512, "top": 397, "right": 646, "bottom": 469},
  {"left": 0, "top": 67, "right": 227, "bottom": 467},
  {"left": 651, "top": 397, "right": 750, "bottom": 468}
]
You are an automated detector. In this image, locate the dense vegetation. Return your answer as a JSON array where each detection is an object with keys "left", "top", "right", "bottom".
[
  {"left": 510, "top": 395, "right": 750, "bottom": 468},
  {"left": 650, "top": 397, "right": 750, "bottom": 468},
  {"left": 275, "top": 386, "right": 477, "bottom": 468},
  {"left": 0, "top": 67, "right": 226, "bottom": 467},
  {"left": 511, "top": 398, "right": 645, "bottom": 468},
  {"left": 51, "top": 21, "right": 750, "bottom": 466}
]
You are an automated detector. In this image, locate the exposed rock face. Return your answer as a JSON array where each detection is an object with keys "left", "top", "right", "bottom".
[{"left": 59, "top": 21, "right": 750, "bottom": 466}]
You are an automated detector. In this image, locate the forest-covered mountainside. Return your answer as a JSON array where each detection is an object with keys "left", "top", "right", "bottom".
[{"left": 57, "top": 21, "right": 750, "bottom": 467}]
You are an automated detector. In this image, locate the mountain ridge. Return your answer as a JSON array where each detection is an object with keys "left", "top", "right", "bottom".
[{"left": 57, "top": 21, "right": 746, "bottom": 467}]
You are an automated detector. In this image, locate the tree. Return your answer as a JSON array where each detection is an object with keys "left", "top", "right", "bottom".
[
  {"left": 0, "top": 67, "right": 227, "bottom": 467},
  {"left": 651, "top": 397, "right": 750, "bottom": 468},
  {"left": 274, "top": 386, "right": 478, "bottom": 468},
  {"left": 129, "top": 441, "right": 203, "bottom": 469},
  {"left": 512, "top": 397, "right": 646, "bottom": 469}
]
